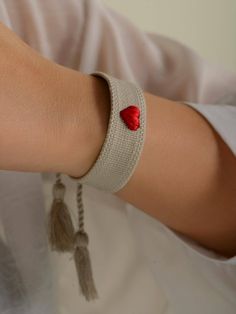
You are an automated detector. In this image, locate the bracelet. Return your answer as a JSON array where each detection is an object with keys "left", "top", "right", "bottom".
[
  {"left": 69, "top": 71, "right": 146, "bottom": 193},
  {"left": 48, "top": 72, "right": 147, "bottom": 302}
]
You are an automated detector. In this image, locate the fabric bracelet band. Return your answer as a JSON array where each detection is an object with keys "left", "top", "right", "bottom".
[{"left": 69, "top": 71, "right": 146, "bottom": 193}]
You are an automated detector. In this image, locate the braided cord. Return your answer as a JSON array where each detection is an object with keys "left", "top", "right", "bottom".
[
  {"left": 55, "top": 172, "right": 61, "bottom": 184},
  {"left": 76, "top": 183, "right": 84, "bottom": 233}
]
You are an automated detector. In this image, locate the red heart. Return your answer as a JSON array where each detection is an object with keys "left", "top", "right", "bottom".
[{"left": 120, "top": 105, "right": 140, "bottom": 131}]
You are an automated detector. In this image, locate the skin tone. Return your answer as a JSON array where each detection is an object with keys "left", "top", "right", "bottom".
[{"left": 0, "top": 22, "right": 236, "bottom": 257}]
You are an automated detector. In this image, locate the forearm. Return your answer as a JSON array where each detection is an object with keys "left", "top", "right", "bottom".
[
  {"left": 2, "top": 42, "right": 235, "bottom": 256},
  {"left": 54, "top": 66, "right": 236, "bottom": 257},
  {"left": 115, "top": 93, "right": 236, "bottom": 257},
  {"left": 1, "top": 16, "right": 235, "bottom": 256}
]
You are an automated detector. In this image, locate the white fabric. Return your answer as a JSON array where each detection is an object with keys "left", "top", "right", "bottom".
[{"left": 0, "top": 0, "right": 235, "bottom": 313}]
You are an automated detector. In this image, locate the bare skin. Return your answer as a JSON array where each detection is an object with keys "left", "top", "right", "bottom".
[{"left": 0, "top": 22, "right": 236, "bottom": 257}]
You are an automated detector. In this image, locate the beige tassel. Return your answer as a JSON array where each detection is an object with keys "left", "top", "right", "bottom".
[
  {"left": 48, "top": 173, "right": 75, "bottom": 252},
  {"left": 74, "top": 231, "right": 98, "bottom": 301},
  {"left": 73, "top": 183, "right": 98, "bottom": 301}
]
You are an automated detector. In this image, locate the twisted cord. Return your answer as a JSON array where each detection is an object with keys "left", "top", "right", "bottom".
[
  {"left": 76, "top": 183, "right": 84, "bottom": 232},
  {"left": 56, "top": 172, "right": 61, "bottom": 183}
]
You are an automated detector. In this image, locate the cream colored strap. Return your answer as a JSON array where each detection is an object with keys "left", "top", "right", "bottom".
[{"left": 69, "top": 71, "right": 146, "bottom": 193}]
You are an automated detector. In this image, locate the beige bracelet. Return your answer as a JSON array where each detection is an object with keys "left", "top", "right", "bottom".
[
  {"left": 48, "top": 72, "right": 146, "bottom": 302},
  {"left": 69, "top": 71, "right": 146, "bottom": 193}
]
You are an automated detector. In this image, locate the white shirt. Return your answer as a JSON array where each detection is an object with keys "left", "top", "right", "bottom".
[{"left": 0, "top": 0, "right": 235, "bottom": 313}]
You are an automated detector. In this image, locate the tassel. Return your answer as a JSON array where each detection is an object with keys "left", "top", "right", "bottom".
[
  {"left": 48, "top": 173, "right": 75, "bottom": 252},
  {"left": 74, "top": 231, "right": 98, "bottom": 301},
  {"left": 48, "top": 175, "right": 98, "bottom": 301},
  {"left": 73, "top": 183, "right": 98, "bottom": 301}
]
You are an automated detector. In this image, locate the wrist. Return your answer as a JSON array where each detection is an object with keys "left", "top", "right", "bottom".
[{"left": 49, "top": 65, "right": 110, "bottom": 177}]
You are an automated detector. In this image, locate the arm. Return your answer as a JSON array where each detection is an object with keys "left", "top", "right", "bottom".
[
  {"left": 0, "top": 7, "right": 236, "bottom": 257},
  {"left": 55, "top": 66, "right": 236, "bottom": 258}
]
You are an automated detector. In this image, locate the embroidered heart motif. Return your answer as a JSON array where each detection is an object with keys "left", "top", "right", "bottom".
[{"left": 120, "top": 105, "right": 140, "bottom": 131}]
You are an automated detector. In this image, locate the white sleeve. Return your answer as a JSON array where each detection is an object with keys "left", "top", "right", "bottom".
[{"left": 2, "top": 0, "right": 236, "bottom": 104}]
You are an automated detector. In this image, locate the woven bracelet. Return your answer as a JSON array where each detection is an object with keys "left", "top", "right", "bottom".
[
  {"left": 69, "top": 71, "right": 146, "bottom": 193},
  {"left": 48, "top": 72, "right": 146, "bottom": 302}
]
